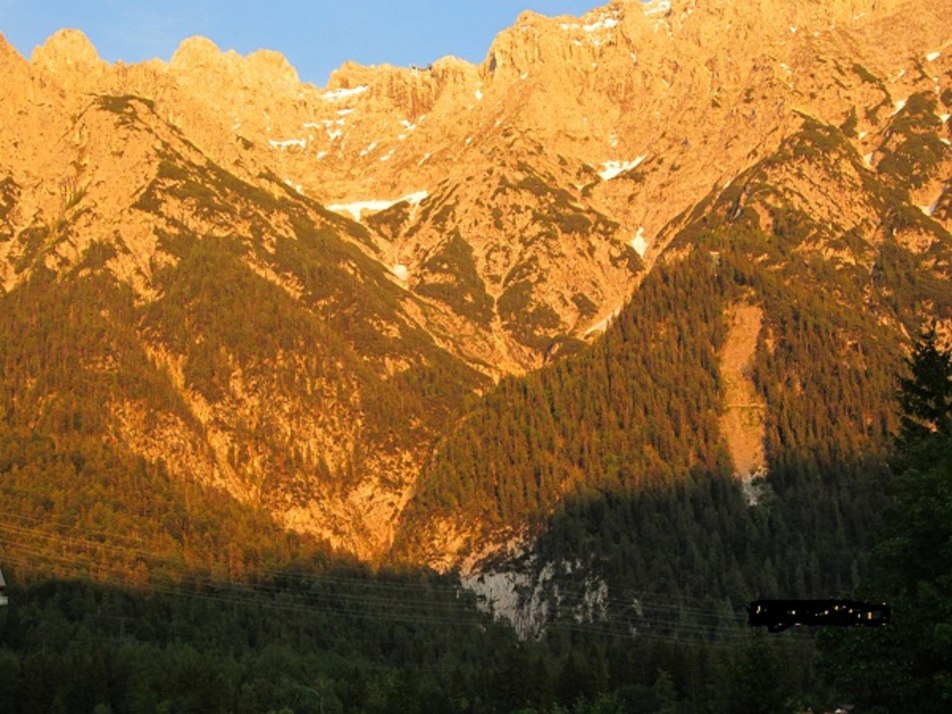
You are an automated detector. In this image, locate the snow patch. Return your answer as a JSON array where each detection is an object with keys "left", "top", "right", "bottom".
[
  {"left": 399, "top": 119, "right": 416, "bottom": 131},
  {"left": 644, "top": 0, "right": 671, "bottom": 18},
  {"left": 316, "top": 150, "right": 327, "bottom": 160},
  {"left": 391, "top": 264, "right": 409, "bottom": 281},
  {"left": 857, "top": 131, "right": 868, "bottom": 140},
  {"left": 789, "top": 25, "right": 798, "bottom": 33},
  {"left": 919, "top": 202, "right": 937, "bottom": 217},
  {"left": 863, "top": 152, "right": 874, "bottom": 167},
  {"left": 305, "top": 118, "right": 346, "bottom": 140},
  {"left": 584, "top": 304, "right": 622, "bottom": 336},
  {"left": 379, "top": 149, "right": 395, "bottom": 162},
  {"left": 417, "top": 153, "right": 431, "bottom": 166},
  {"left": 359, "top": 141, "right": 378, "bottom": 157},
  {"left": 328, "top": 200, "right": 395, "bottom": 221},
  {"left": 336, "top": 108, "right": 354, "bottom": 116},
  {"left": 583, "top": 16, "right": 619, "bottom": 32},
  {"left": 327, "top": 190, "right": 428, "bottom": 222},
  {"left": 938, "top": 113, "right": 951, "bottom": 122},
  {"left": 269, "top": 138, "right": 306, "bottom": 150},
  {"left": 283, "top": 179, "right": 303, "bottom": 195},
  {"left": 474, "top": 87, "right": 483, "bottom": 101},
  {"left": 402, "top": 190, "right": 428, "bottom": 205},
  {"left": 926, "top": 51, "right": 941, "bottom": 62},
  {"left": 630, "top": 227, "right": 648, "bottom": 257},
  {"left": 321, "top": 85, "right": 368, "bottom": 101},
  {"left": 598, "top": 155, "right": 647, "bottom": 180},
  {"left": 891, "top": 97, "right": 907, "bottom": 116}
]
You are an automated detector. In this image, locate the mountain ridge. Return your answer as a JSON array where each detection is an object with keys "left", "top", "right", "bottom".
[{"left": 0, "top": 0, "right": 949, "bottom": 569}]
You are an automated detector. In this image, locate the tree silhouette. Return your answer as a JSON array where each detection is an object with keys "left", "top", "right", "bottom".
[
  {"left": 821, "top": 326, "right": 952, "bottom": 711},
  {"left": 898, "top": 322, "right": 952, "bottom": 445}
]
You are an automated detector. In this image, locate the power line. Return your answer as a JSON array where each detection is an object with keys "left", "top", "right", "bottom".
[
  {"left": 0, "top": 505, "right": 809, "bottom": 646},
  {"left": 0, "top": 505, "right": 751, "bottom": 621},
  {"left": 1, "top": 539, "right": 768, "bottom": 648}
]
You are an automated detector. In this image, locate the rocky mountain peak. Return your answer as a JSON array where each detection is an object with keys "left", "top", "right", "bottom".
[
  {"left": 244, "top": 48, "right": 300, "bottom": 86},
  {"left": 328, "top": 55, "right": 478, "bottom": 91},
  {"left": 169, "top": 35, "right": 225, "bottom": 71},
  {"left": 320, "top": 55, "right": 480, "bottom": 126},
  {"left": 0, "top": 32, "right": 25, "bottom": 65},
  {"left": 0, "top": 32, "right": 28, "bottom": 85},
  {"left": 324, "top": 59, "right": 371, "bottom": 87},
  {"left": 31, "top": 28, "right": 103, "bottom": 73},
  {"left": 0, "top": 34, "right": 29, "bottom": 132}
]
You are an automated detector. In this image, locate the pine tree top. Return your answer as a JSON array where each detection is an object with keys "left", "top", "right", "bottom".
[{"left": 898, "top": 322, "right": 952, "bottom": 446}]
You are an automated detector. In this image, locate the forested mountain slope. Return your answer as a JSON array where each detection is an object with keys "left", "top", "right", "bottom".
[
  {"left": 0, "top": 0, "right": 950, "bottom": 710},
  {"left": 394, "top": 95, "right": 951, "bottom": 631},
  {"left": 0, "top": 91, "right": 484, "bottom": 559},
  {"left": 0, "top": 0, "right": 949, "bottom": 586}
]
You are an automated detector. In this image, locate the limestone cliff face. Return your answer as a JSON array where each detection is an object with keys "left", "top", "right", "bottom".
[{"left": 8, "top": 1, "right": 948, "bottom": 370}]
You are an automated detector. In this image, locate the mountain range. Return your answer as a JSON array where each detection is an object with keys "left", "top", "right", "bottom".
[{"left": 0, "top": 0, "right": 949, "bottom": 623}]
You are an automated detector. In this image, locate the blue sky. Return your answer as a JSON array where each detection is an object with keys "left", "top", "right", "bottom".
[{"left": 0, "top": 0, "right": 603, "bottom": 86}]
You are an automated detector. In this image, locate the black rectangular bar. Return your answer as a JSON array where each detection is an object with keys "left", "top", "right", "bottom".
[{"left": 748, "top": 599, "right": 890, "bottom": 632}]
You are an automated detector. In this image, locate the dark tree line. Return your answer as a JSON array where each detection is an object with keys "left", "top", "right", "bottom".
[{"left": 819, "top": 324, "right": 952, "bottom": 711}]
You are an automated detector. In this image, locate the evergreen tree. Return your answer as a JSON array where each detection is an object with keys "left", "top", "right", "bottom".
[
  {"left": 820, "top": 327, "right": 952, "bottom": 711},
  {"left": 898, "top": 322, "right": 952, "bottom": 445},
  {"left": 710, "top": 635, "right": 806, "bottom": 714}
]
